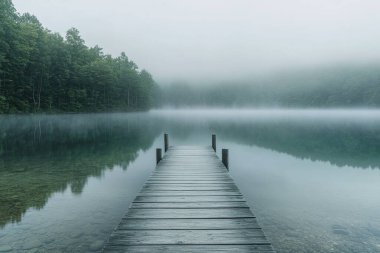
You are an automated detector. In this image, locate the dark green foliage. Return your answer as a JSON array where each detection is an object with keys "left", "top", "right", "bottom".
[{"left": 0, "top": 1, "right": 157, "bottom": 113}]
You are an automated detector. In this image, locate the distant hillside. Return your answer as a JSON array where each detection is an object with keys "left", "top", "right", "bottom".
[{"left": 158, "top": 64, "right": 380, "bottom": 107}]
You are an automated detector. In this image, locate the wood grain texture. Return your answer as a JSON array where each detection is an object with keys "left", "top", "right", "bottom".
[
  {"left": 118, "top": 217, "right": 260, "bottom": 230},
  {"left": 130, "top": 202, "right": 248, "bottom": 209},
  {"left": 125, "top": 208, "right": 254, "bottom": 219},
  {"left": 134, "top": 195, "right": 245, "bottom": 202},
  {"left": 102, "top": 146, "right": 274, "bottom": 252},
  {"left": 103, "top": 245, "right": 274, "bottom": 253},
  {"left": 138, "top": 191, "right": 242, "bottom": 196},
  {"left": 107, "top": 229, "right": 267, "bottom": 245}
]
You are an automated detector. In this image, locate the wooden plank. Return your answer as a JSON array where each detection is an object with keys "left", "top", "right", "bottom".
[
  {"left": 157, "top": 164, "right": 225, "bottom": 168},
  {"left": 157, "top": 165, "right": 226, "bottom": 168},
  {"left": 148, "top": 177, "right": 232, "bottom": 181},
  {"left": 152, "top": 172, "right": 228, "bottom": 175},
  {"left": 161, "top": 161, "right": 221, "bottom": 164},
  {"left": 107, "top": 229, "right": 267, "bottom": 245},
  {"left": 134, "top": 195, "right": 245, "bottom": 203},
  {"left": 130, "top": 202, "right": 248, "bottom": 209},
  {"left": 159, "top": 160, "right": 222, "bottom": 163},
  {"left": 168, "top": 146, "right": 210, "bottom": 149},
  {"left": 149, "top": 177, "right": 232, "bottom": 180},
  {"left": 150, "top": 175, "right": 231, "bottom": 179},
  {"left": 125, "top": 208, "right": 254, "bottom": 219},
  {"left": 148, "top": 179, "right": 233, "bottom": 182},
  {"left": 142, "top": 185, "right": 238, "bottom": 191},
  {"left": 146, "top": 182, "right": 234, "bottom": 186},
  {"left": 155, "top": 170, "right": 227, "bottom": 173},
  {"left": 103, "top": 245, "right": 274, "bottom": 253},
  {"left": 157, "top": 166, "right": 226, "bottom": 169},
  {"left": 152, "top": 173, "right": 230, "bottom": 176},
  {"left": 138, "top": 191, "right": 241, "bottom": 196},
  {"left": 149, "top": 173, "right": 229, "bottom": 176},
  {"left": 118, "top": 217, "right": 259, "bottom": 229},
  {"left": 145, "top": 183, "right": 236, "bottom": 187}
]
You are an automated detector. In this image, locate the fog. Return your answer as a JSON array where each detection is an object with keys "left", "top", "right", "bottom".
[{"left": 12, "top": 0, "right": 380, "bottom": 84}]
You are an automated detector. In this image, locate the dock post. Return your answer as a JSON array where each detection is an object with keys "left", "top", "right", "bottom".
[
  {"left": 222, "top": 149, "right": 229, "bottom": 170},
  {"left": 164, "top": 133, "right": 169, "bottom": 152},
  {"left": 156, "top": 148, "right": 162, "bottom": 164},
  {"left": 212, "top": 134, "right": 216, "bottom": 151}
]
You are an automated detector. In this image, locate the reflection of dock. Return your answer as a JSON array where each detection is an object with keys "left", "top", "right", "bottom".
[{"left": 102, "top": 135, "right": 274, "bottom": 252}]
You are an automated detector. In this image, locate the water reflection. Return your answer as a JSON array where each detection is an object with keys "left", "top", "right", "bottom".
[
  {"left": 0, "top": 113, "right": 161, "bottom": 228},
  {"left": 154, "top": 109, "right": 380, "bottom": 169},
  {"left": 1, "top": 110, "right": 380, "bottom": 228},
  {"left": 227, "top": 143, "right": 380, "bottom": 253},
  {"left": 0, "top": 110, "right": 380, "bottom": 252}
]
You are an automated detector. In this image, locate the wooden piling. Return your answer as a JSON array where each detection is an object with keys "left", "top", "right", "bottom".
[
  {"left": 156, "top": 148, "right": 162, "bottom": 164},
  {"left": 212, "top": 134, "right": 216, "bottom": 151},
  {"left": 222, "top": 149, "right": 229, "bottom": 170},
  {"left": 164, "top": 133, "right": 169, "bottom": 152}
]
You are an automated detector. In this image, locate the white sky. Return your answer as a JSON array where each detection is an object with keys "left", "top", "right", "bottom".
[{"left": 12, "top": 0, "right": 380, "bottom": 83}]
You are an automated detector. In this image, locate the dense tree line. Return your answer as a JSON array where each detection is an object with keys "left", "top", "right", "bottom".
[
  {"left": 159, "top": 64, "right": 380, "bottom": 107},
  {"left": 0, "top": 0, "right": 157, "bottom": 113}
]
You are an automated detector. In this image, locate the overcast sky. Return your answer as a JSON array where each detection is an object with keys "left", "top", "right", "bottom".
[{"left": 12, "top": 0, "right": 380, "bottom": 83}]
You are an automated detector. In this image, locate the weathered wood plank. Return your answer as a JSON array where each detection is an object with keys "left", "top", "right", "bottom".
[
  {"left": 118, "top": 217, "right": 259, "bottom": 229},
  {"left": 157, "top": 164, "right": 226, "bottom": 168},
  {"left": 130, "top": 202, "right": 248, "bottom": 209},
  {"left": 125, "top": 208, "right": 254, "bottom": 219},
  {"left": 155, "top": 170, "right": 227, "bottom": 173},
  {"left": 145, "top": 183, "right": 236, "bottom": 187},
  {"left": 142, "top": 185, "right": 238, "bottom": 191},
  {"left": 148, "top": 179, "right": 233, "bottom": 182},
  {"left": 107, "top": 229, "right": 267, "bottom": 245},
  {"left": 145, "top": 183, "right": 237, "bottom": 187},
  {"left": 152, "top": 172, "right": 228, "bottom": 175},
  {"left": 145, "top": 178, "right": 233, "bottom": 182},
  {"left": 103, "top": 245, "right": 275, "bottom": 253},
  {"left": 151, "top": 173, "right": 230, "bottom": 177},
  {"left": 134, "top": 195, "right": 245, "bottom": 202},
  {"left": 149, "top": 176, "right": 232, "bottom": 180},
  {"left": 138, "top": 191, "right": 242, "bottom": 196}
]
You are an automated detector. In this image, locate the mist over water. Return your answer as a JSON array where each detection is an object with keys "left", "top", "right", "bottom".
[{"left": 151, "top": 108, "right": 380, "bottom": 121}]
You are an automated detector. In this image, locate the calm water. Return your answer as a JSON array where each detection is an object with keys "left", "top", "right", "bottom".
[{"left": 1, "top": 109, "right": 380, "bottom": 253}]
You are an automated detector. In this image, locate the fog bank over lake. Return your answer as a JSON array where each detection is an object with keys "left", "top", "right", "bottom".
[
  {"left": 150, "top": 108, "right": 380, "bottom": 121},
  {"left": 12, "top": 0, "right": 380, "bottom": 83}
]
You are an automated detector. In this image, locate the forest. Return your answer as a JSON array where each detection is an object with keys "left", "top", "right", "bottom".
[{"left": 0, "top": 0, "right": 157, "bottom": 113}]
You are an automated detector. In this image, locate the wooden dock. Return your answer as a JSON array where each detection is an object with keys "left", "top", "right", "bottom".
[{"left": 102, "top": 139, "right": 274, "bottom": 252}]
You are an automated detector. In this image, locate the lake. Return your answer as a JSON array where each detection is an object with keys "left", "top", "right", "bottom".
[{"left": 1, "top": 109, "right": 380, "bottom": 253}]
